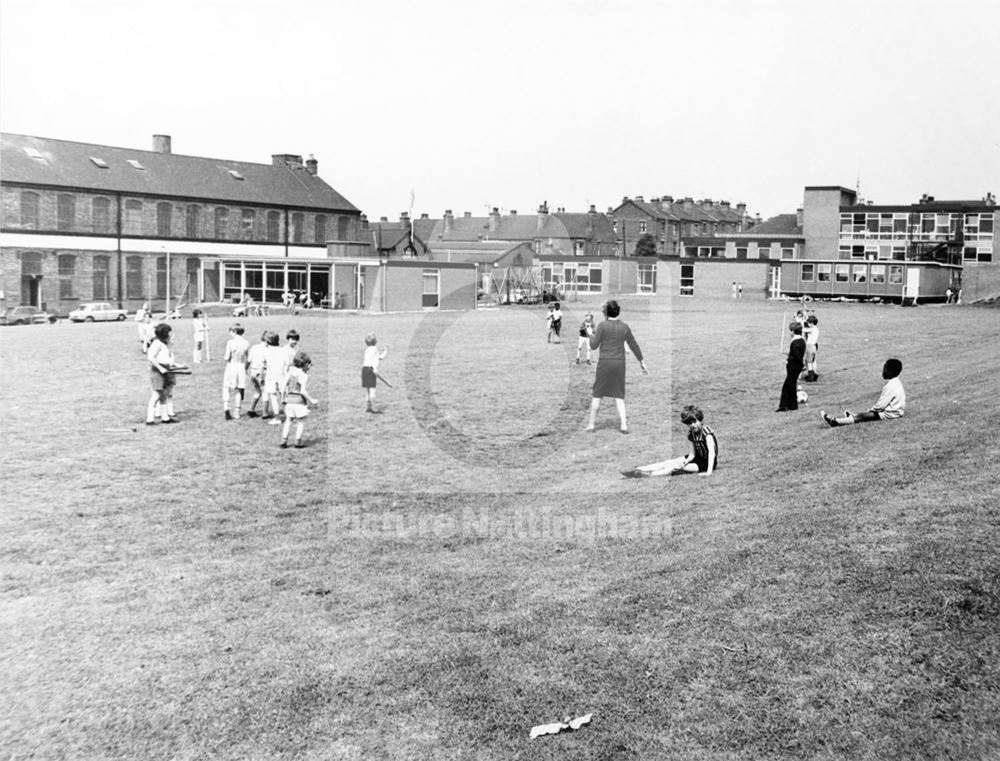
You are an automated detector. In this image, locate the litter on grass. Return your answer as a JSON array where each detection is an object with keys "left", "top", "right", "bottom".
[{"left": 530, "top": 713, "right": 592, "bottom": 738}]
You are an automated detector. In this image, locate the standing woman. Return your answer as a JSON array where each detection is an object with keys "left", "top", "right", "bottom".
[{"left": 586, "top": 300, "right": 647, "bottom": 433}]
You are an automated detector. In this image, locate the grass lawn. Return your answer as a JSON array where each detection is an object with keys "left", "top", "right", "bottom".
[{"left": 1, "top": 296, "right": 998, "bottom": 760}]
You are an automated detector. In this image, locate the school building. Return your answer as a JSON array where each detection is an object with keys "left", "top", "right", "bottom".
[{"left": 0, "top": 132, "right": 366, "bottom": 315}]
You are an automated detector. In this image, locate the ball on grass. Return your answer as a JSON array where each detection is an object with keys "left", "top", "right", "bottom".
[{"left": 797, "top": 386, "right": 809, "bottom": 404}]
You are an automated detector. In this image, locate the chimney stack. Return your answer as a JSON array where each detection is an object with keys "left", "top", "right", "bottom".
[
  {"left": 305, "top": 154, "right": 318, "bottom": 175},
  {"left": 400, "top": 211, "right": 410, "bottom": 223},
  {"left": 796, "top": 208, "right": 804, "bottom": 228},
  {"left": 589, "top": 204, "right": 597, "bottom": 214},
  {"left": 152, "top": 134, "right": 172, "bottom": 154},
  {"left": 272, "top": 154, "right": 304, "bottom": 169},
  {"left": 537, "top": 201, "right": 549, "bottom": 231},
  {"left": 489, "top": 207, "right": 501, "bottom": 232}
]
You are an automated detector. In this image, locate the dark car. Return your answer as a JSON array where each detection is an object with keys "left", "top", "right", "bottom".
[{"left": 0, "top": 305, "right": 55, "bottom": 325}]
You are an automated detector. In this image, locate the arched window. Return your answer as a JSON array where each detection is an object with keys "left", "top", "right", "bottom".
[
  {"left": 337, "top": 216, "right": 350, "bottom": 241},
  {"left": 20, "top": 191, "right": 40, "bottom": 229},
  {"left": 124, "top": 200, "right": 143, "bottom": 235},
  {"left": 157, "top": 202, "right": 173, "bottom": 237},
  {"left": 156, "top": 256, "right": 167, "bottom": 297},
  {"left": 93, "top": 255, "right": 111, "bottom": 299},
  {"left": 58, "top": 194, "right": 76, "bottom": 231},
  {"left": 58, "top": 254, "right": 76, "bottom": 298},
  {"left": 214, "top": 207, "right": 229, "bottom": 239},
  {"left": 92, "top": 197, "right": 112, "bottom": 234},
  {"left": 186, "top": 205, "right": 200, "bottom": 238},
  {"left": 314, "top": 214, "right": 327, "bottom": 243},
  {"left": 241, "top": 209, "right": 255, "bottom": 240},
  {"left": 291, "top": 212, "right": 304, "bottom": 243},
  {"left": 125, "top": 255, "right": 143, "bottom": 299},
  {"left": 267, "top": 211, "right": 281, "bottom": 241}
]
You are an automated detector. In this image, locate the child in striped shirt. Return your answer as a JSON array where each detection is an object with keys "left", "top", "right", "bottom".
[{"left": 621, "top": 405, "right": 719, "bottom": 477}]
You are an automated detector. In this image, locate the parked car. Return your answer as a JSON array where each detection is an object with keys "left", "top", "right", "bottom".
[
  {"left": 0, "top": 305, "right": 55, "bottom": 325},
  {"left": 68, "top": 302, "right": 128, "bottom": 322}
]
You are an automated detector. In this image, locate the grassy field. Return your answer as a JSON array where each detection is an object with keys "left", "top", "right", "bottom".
[{"left": 2, "top": 296, "right": 998, "bottom": 760}]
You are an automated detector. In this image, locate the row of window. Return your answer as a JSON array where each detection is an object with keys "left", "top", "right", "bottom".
[
  {"left": 32, "top": 253, "right": 200, "bottom": 300},
  {"left": 540, "top": 262, "right": 604, "bottom": 293},
  {"left": 838, "top": 243, "right": 993, "bottom": 263},
  {"left": 15, "top": 191, "right": 348, "bottom": 243},
  {"left": 839, "top": 212, "right": 995, "bottom": 241},
  {"left": 801, "top": 262, "right": 905, "bottom": 285}
]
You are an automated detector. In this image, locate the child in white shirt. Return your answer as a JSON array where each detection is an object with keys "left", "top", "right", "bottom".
[
  {"left": 823, "top": 358, "right": 905, "bottom": 427},
  {"left": 361, "top": 332, "right": 389, "bottom": 413}
]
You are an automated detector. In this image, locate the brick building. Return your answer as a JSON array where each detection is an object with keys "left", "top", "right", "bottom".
[
  {"left": 0, "top": 133, "right": 364, "bottom": 314},
  {"left": 609, "top": 195, "right": 755, "bottom": 257}
]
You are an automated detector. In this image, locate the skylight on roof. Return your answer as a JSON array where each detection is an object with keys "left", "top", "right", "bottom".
[
  {"left": 24, "top": 147, "right": 44, "bottom": 160},
  {"left": 90, "top": 156, "right": 108, "bottom": 168},
  {"left": 127, "top": 159, "right": 145, "bottom": 170},
  {"left": 228, "top": 170, "right": 245, "bottom": 180}
]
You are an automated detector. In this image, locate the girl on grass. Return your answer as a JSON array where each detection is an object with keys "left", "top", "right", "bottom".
[
  {"left": 621, "top": 405, "right": 718, "bottom": 477},
  {"left": 280, "top": 352, "right": 318, "bottom": 448},
  {"left": 146, "top": 323, "right": 186, "bottom": 425}
]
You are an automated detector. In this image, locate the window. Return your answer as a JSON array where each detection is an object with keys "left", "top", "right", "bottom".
[
  {"left": 157, "top": 202, "right": 172, "bottom": 237},
  {"left": 124, "top": 200, "right": 143, "bottom": 235},
  {"left": 314, "top": 214, "right": 327, "bottom": 243},
  {"left": 127, "top": 159, "right": 145, "bottom": 170},
  {"left": 978, "top": 247, "right": 993, "bottom": 263},
  {"left": 90, "top": 156, "right": 108, "bottom": 168},
  {"left": 852, "top": 264, "right": 867, "bottom": 283},
  {"left": 835, "top": 263, "right": 850, "bottom": 282},
  {"left": 126, "top": 256, "right": 143, "bottom": 298},
  {"left": 20, "top": 191, "right": 40, "bottom": 229},
  {"left": 422, "top": 269, "right": 439, "bottom": 308},
  {"left": 291, "top": 212, "right": 304, "bottom": 243},
  {"left": 757, "top": 242, "right": 771, "bottom": 258},
  {"left": 888, "top": 265, "right": 904, "bottom": 285},
  {"left": 638, "top": 263, "right": 656, "bottom": 293},
  {"left": 781, "top": 246, "right": 794, "bottom": 260},
  {"left": 156, "top": 256, "right": 167, "bottom": 297},
  {"left": 186, "top": 205, "right": 200, "bottom": 238},
  {"left": 679, "top": 263, "right": 694, "bottom": 296},
  {"left": 574, "top": 239, "right": 585, "bottom": 255},
  {"left": 338, "top": 216, "right": 350, "bottom": 240},
  {"left": 817, "top": 263, "right": 832, "bottom": 282},
  {"left": 58, "top": 254, "right": 76, "bottom": 298},
  {"left": 93, "top": 197, "right": 112, "bottom": 234},
  {"left": 267, "top": 211, "right": 282, "bottom": 241},
  {"left": 870, "top": 264, "right": 886, "bottom": 284},
  {"left": 57, "top": 194, "right": 76, "bottom": 231},
  {"left": 980, "top": 216, "right": 994, "bottom": 234},
  {"left": 736, "top": 247, "right": 748, "bottom": 260},
  {"left": 93, "top": 255, "right": 111, "bottom": 299},
  {"left": 893, "top": 216, "right": 907, "bottom": 235},
  {"left": 963, "top": 247, "right": 977, "bottom": 261},
  {"left": 241, "top": 209, "right": 255, "bottom": 240},
  {"left": 214, "top": 207, "right": 229, "bottom": 239},
  {"left": 851, "top": 246, "right": 866, "bottom": 259},
  {"left": 228, "top": 170, "right": 245, "bottom": 180},
  {"left": 639, "top": 221, "right": 647, "bottom": 234},
  {"left": 801, "top": 263, "right": 815, "bottom": 282}
]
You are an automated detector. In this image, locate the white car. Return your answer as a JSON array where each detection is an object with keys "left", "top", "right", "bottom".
[{"left": 69, "top": 302, "right": 129, "bottom": 322}]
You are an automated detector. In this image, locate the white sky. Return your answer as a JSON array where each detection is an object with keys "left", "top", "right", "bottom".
[{"left": 2, "top": 0, "right": 998, "bottom": 220}]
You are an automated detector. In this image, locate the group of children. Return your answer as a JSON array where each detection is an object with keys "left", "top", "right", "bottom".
[{"left": 144, "top": 317, "right": 393, "bottom": 448}]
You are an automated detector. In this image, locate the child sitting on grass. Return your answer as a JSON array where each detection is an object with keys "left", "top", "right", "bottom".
[
  {"left": 822, "top": 358, "right": 905, "bottom": 427},
  {"left": 621, "top": 405, "right": 718, "bottom": 477}
]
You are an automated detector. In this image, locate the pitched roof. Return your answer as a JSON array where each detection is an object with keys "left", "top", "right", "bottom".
[
  {"left": 0, "top": 132, "right": 359, "bottom": 212},
  {"left": 540, "top": 212, "right": 618, "bottom": 242},
  {"left": 747, "top": 213, "right": 802, "bottom": 236}
]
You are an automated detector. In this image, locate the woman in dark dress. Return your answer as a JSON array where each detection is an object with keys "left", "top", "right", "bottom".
[
  {"left": 777, "top": 321, "right": 805, "bottom": 412},
  {"left": 585, "top": 300, "right": 647, "bottom": 433}
]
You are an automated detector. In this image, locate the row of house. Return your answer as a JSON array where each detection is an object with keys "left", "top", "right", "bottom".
[{"left": 2, "top": 131, "right": 998, "bottom": 315}]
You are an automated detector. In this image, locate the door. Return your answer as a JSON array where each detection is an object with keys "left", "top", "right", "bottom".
[
  {"left": 679, "top": 264, "right": 695, "bottom": 296},
  {"left": 355, "top": 266, "right": 365, "bottom": 309},
  {"left": 904, "top": 267, "right": 920, "bottom": 304},
  {"left": 22, "top": 276, "right": 41, "bottom": 306}
]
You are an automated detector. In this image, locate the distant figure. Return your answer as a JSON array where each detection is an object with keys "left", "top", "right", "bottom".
[
  {"left": 732, "top": 281, "right": 738, "bottom": 298},
  {"left": 362, "top": 332, "right": 389, "bottom": 413},
  {"left": 777, "top": 321, "right": 805, "bottom": 412},
  {"left": 192, "top": 309, "right": 210, "bottom": 363},
  {"left": 823, "top": 359, "right": 905, "bottom": 427},
  {"left": 737, "top": 282, "right": 743, "bottom": 298}
]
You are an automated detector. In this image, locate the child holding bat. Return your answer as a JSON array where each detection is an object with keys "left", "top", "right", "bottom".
[{"left": 361, "top": 331, "right": 389, "bottom": 414}]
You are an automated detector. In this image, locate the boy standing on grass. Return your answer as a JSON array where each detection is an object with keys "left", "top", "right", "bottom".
[
  {"left": 284, "top": 329, "right": 301, "bottom": 366},
  {"left": 823, "top": 358, "right": 906, "bottom": 427},
  {"left": 245, "top": 331, "right": 268, "bottom": 418},
  {"left": 222, "top": 324, "right": 250, "bottom": 420},
  {"left": 146, "top": 323, "right": 185, "bottom": 425},
  {"left": 263, "top": 331, "right": 288, "bottom": 424},
  {"left": 280, "top": 352, "right": 318, "bottom": 448},
  {"left": 621, "top": 405, "right": 718, "bottom": 477},
  {"left": 362, "top": 332, "right": 389, "bottom": 413},
  {"left": 802, "top": 315, "right": 820, "bottom": 382},
  {"left": 777, "top": 322, "right": 806, "bottom": 412},
  {"left": 547, "top": 302, "right": 563, "bottom": 343},
  {"left": 192, "top": 309, "right": 210, "bottom": 363}
]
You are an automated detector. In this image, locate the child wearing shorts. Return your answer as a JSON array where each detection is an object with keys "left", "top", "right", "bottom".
[
  {"left": 576, "top": 313, "right": 595, "bottom": 364},
  {"left": 222, "top": 324, "right": 250, "bottom": 419},
  {"left": 245, "top": 331, "right": 268, "bottom": 418},
  {"left": 262, "top": 331, "right": 288, "bottom": 424},
  {"left": 280, "top": 352, "right": 318, "bottom": 448},
  {"left": 362, "top": 332, "right": 389, "bottom": 413}
]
